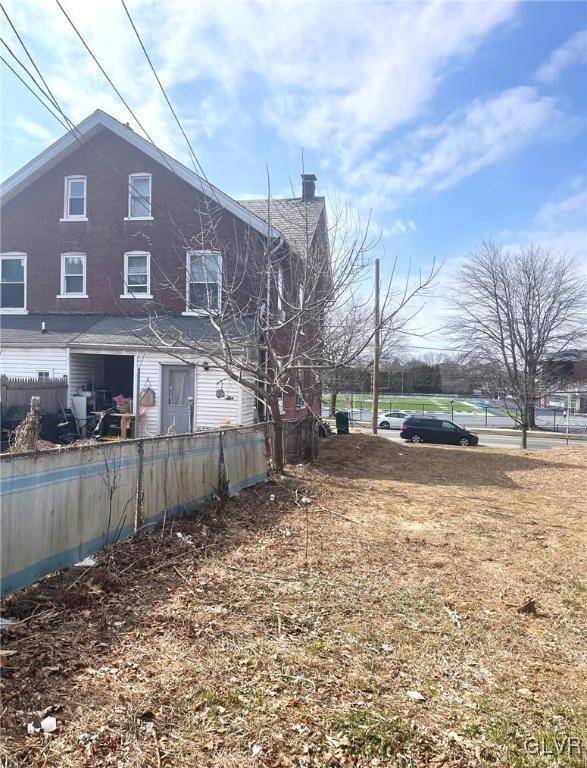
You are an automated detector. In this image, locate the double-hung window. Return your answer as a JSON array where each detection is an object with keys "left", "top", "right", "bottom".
[
  {"left": 122, "top": 251, "right": 151, "bottom": 297},
  {"left": 60, "top": 253, "right": 87, "bottom": 297},
  {"left": 63, "top": 176, "right": 87, "bottom": 220},
  {"left": 0, "top": 253, "right": 26, "bottom": 312},
  {"left": 127, "top": 173, "right": 152, "bottom": 219},
  {"left": 185, "top": 250, "right": 221, "bottom": 313}
]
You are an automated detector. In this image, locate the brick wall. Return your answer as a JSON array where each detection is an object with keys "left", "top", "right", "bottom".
[{"left": 1, "top": 127, "right": 268, "bottom": 315}]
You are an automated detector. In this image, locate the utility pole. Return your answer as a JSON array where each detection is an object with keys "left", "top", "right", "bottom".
[{"left": 372, "top": 258, "right": 380, "bottom": 435}]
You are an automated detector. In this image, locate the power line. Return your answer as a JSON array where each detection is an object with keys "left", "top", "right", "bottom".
[
  {"left": 0, "top": 54, "right": 69, "bottom": 132},
  {"left": 54, "top": 0, "right": 227, "bottom": 214},
  {"left": 119, "top": 0, "right": 205, "bottom": 178},
  {"left": 1, "top": 3, "right": 61, "bottom": 113},
  {"left": 1, "top": 15, "right": 197, "bottom": 252},
  {"left": 54, "top": 0, "right": 180, "bottom": 179}
]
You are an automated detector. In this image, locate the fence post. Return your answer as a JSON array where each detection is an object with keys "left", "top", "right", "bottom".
[
  {"left": 217, "top": 430, "right": 229, "bottom": 507},
  {"left": 134, "top": 438, "right": 144, "bottom": 532}
]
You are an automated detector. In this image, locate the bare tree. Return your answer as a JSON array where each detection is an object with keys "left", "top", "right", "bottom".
[
  {"left": 322, "top": 298, "right": 411, "bottom": 414},
  {"left": 132, "top": 192, "right": 437, "bottom": 470},
  {"left": 449, "top": 243, "right": 587, "bottom": 447}
]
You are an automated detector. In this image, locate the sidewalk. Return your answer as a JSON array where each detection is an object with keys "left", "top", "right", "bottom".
[{"left": 349, "top": 421, "right": 587, "bottom": 441}]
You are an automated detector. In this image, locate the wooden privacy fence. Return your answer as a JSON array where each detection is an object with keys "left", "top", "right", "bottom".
[
  {"left": 0, "top": 375, "right": 68, "bottom": 413},
  {"left": 0, "top": 424, "right": 267, "bottom": 596}
]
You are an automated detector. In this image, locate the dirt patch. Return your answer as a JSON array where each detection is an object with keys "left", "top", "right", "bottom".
[{"left": 1, "top": 434, "right": 586, "bottom": 766}]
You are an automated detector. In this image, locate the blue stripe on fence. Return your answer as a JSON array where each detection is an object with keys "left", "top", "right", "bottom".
[
  {"left": 0, "top": 435, "right": 265, "bottom": 497},
  {"left": 1, "top": 464, "right": 267, "bottom": 596},
  {"left": 0, "top": 523, "right": 134, "bottom": 596}
]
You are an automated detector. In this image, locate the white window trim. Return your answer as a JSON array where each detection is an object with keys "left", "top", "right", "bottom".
[
  {"left": 62, "top": 175, "right": 87, "bottom": 221},
  {"left": 295, "top": 378, "right": 305, "bottom": 410},
  {"left": 121, "top": 251, "right": 153, "bottom": 298},
  {"left": 298, "top": 283, "right": 305, "bottom": 335},
  {"left": 276, "top": 266, "right": 285, "bottom": 323},
  {"left": 58, "top": 252, "right": 88, "bottom": 298},
  {"left": 126, "top": 172, "right": 153, "bottom": 220},
  {"left": 183, "top": 250, "right": 222, "bottom": 316},
  {"left": 0, "top": 252, "right": 28, "bottom": 314}
]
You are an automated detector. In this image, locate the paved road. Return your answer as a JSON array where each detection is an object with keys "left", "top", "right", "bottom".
[
  {"left": 373, "top": 429, "right": 585, "bottom": 451},
  {"left": 324, "top": 407, "right": 587, "bottom": 434}
]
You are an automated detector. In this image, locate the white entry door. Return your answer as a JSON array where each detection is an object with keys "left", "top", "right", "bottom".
[{"left": 161, "top": 365, "right": 194, "bottom": 433}]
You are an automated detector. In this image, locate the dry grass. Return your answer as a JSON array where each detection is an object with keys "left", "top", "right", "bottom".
[{"left": 1, "top": 433, "right": 586, "bottom": 767}]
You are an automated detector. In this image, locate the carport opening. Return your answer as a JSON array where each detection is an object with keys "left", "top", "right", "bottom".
[
  {"left": 104, "top": 355, "right": 134, "bottom": 401},
  {"left": 69, "top": 352, "right": 135, "bottom": 437}
]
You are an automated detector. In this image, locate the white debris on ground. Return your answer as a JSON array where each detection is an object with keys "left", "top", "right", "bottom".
[{"left": 74, "top": 556, "right": 97, "bottom": 568}]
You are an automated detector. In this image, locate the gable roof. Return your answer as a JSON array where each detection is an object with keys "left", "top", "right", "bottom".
[
  {"left": 238, "top": 197, "right": 325, "bottom": 257},
  {"left": 0, "top": 110, "right": 279, "bottom": 239}
]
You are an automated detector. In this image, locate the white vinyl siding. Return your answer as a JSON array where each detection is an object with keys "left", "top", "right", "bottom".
[
  {"left": 122, "top": 252, "right": 151, "bottom": 298},
  {"left": 68, "top": 354, "right": 105, "bottom": 398},
  {"left": 63, "top": 176, "right": 87, "bottom": 220},
  {"left": 0, "top": 348, "right": 68, "bottom": 380},
  {"left": 0, "top": 253, "right": 27, "bottom": 313},
  {"left": 134, "top": 351, "right": 253, "bottom": 436},
  {"left": 127, "top": 173, "right": 152, "bottom": 219},
  {"left": 0, "top": 346, "right": 256, "bottom": 437}
]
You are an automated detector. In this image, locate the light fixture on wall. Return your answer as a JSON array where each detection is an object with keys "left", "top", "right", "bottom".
[
  {"left": 202, "top": 361, "right": 210, "bottom": 371},
  {"left": 216, "top": 379, "right": 226, "bottom": 399}
]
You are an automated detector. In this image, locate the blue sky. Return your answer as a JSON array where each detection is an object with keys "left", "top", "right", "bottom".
[{"left": 1, "top": 0, "right": 586, "bottom": 345}]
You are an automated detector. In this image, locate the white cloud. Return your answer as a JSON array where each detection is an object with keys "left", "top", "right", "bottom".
[
  {"left": 535, "top": 28, "right": 587, "bottom": 83},
  {"left": 382, "top": 219, "right": 417, "bottom": 237},
  {"left": 1, "top": 0, "right": 517, "bottom": 171},
  {"left": 3, "top": 0, "right": 577, "bottom": 237},
  {"left": 535, "top": 186, "right": 587, "bottom": 230},
  {"left": 503, "top": 178, "right": 587, "bottom": 259},
  {"left": 13, "top": 117, "right": 57, "bottom": 144},
  {"left": 344, "top": 86, "right": 562, "bottom": 212}
]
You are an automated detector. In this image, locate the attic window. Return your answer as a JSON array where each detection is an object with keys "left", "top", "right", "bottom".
[
  {"left": 63, "top": 176, "right": 87, "bottom": 220},
  {"left": 127, "top": 173, "right": 152, "bottom": 219}
]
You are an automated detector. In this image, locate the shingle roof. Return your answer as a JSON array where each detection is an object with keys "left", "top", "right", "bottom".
[
  {"left": 0, "top": 314, "right": 103, "bottom": 346},
  {"left": 71, "top": 315, "right": 255, "bottom": 348},
  {"left": 0, "top": 314, "right": 255, "bottom": 349},
  {"left": 238, "top": 197, "right": 325, "bottom": 257}
]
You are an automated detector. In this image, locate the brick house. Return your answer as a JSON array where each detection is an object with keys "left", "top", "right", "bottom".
[{"left": 0, "top": 109, "right": 327, "bottom": 436}]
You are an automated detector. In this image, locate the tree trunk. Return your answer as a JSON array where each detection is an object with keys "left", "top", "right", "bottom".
[
  {"left": 528, "top": 402, "right": 537, "bottom": 429},
  {"left": 329, "top": 387, "right": 338, "bottom": 417},
  {"left": 267, "top": 391, "right": 285, "bottom": 473},
  {"left": 521, "top": 421, "right": 528, "bottom": 449},
  {"left": 521, "top": 399, "right": 529, "bottom": 449}
]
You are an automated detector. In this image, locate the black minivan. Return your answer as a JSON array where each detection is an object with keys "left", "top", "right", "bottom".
[{"left": 400, "top": 417, "right": 479, "bottom": 446}]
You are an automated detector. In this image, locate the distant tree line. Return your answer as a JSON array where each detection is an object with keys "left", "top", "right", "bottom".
[{"left": 329, "top": 355, "right": 491, "bottom": 395}]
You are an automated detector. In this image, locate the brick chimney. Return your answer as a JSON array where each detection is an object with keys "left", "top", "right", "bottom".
[{"left": 301, "top": 173, "right": 317, "bottom": 201}]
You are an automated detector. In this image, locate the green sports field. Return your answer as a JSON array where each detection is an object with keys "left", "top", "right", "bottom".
[{"left": 326, "top": 394, "right": 488, "bottom": 414}]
